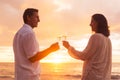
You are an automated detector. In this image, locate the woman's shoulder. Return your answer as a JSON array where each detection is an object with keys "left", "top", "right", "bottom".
[
  {"left": 92, "top": 33, "right": 104, "bottom": 37},
  {"left": 90, "top": 33, "right": 105, "bottom": 39}
]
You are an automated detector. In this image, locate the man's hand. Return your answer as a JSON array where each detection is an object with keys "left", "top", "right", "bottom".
[
  {"left": 62, "top": 41, "right": 70, "bottom": 49},
  {"left": 50, "top": 42, "right": 60, "bottom": 52}
]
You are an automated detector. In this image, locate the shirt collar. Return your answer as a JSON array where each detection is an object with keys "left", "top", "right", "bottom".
[{"left": 23, "top": 24, "right": 33, "bottom": 30}]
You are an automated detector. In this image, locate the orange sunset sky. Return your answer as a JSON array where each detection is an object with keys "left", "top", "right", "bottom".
[
  {"left": 0, "top": 0, "right": 120, "bottom": 46},
  {"left": 0, "top": 0, "right": 120, "bottom": 62}
]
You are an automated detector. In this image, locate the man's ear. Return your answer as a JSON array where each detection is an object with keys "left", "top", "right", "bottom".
[{"left": 27, "top": 15, "right": 31, "bottom": 21}]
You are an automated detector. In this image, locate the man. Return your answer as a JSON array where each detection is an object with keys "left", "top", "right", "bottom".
[{"left": 13, "top": 8, "right": 59, "bottom": 80}]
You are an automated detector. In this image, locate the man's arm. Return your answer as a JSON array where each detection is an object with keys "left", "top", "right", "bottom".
[{"left": 29, "top": 42, "right": 59, "bottom": 63}]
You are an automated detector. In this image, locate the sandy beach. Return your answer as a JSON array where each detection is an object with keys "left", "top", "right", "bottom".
[{"left": 0, "top": 62, "right": 120, "bottom": 80}]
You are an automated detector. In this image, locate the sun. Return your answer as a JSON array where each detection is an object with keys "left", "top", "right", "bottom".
[
  {"left": 41, "top": 51, "right": 68, "bottom": 63},
  {"left": 49, "top": 53, "right": 64, "bottom": 63}
]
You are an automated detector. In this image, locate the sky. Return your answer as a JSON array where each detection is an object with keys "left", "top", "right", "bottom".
[
  {"left": 0, "top": 0, "right": 120, "bottom": 46},
  {"left": 0, "top": 0, "right": 120, "bottom": 62}
]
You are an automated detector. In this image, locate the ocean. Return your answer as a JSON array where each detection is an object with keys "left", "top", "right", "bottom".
[
  {"left": 0, "top": 62, "right": 120, "bottom": 80},
  {"left": 40, "top": 62, "right": 82, "bottom": 80},
  {"left": 40, "top": 62, "right": 120, "bottom": 80}
]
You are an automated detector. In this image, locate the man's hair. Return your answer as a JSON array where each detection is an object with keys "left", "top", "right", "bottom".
[
  {"left": 92, "top": 14, "right": 110, "bottom": 37},
  {"left": 23, "top": 8, "right": 38, "bottom": 23}
]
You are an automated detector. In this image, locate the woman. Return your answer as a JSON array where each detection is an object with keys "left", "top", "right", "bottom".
[{"left": 63, "top": 14, "right": 112, "bottom": 80}]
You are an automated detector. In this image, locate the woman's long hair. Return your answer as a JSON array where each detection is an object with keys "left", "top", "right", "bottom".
[{"left": 92, "top": 14, "right": 110, "bottom": 37}]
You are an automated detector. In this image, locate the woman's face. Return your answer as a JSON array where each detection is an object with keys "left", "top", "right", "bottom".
[{"left": 90, "top": 17, "right": 98, "bottom": 32}]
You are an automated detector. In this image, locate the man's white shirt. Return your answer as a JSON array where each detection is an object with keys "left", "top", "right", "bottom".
[{"left": 13, "top": 24, "right": 40, "bottom": 80}]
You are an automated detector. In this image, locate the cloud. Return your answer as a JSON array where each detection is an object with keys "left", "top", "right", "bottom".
[
  {"left": 0, "top": 0, "right": 24, "bottom": 30},
  {"left": 0, "top": 0, "right": 120, "bottom": 46},
  {"left": 0, "top": 0, "right": 24, "bottom": 9},
  {"left": 110, "top": 33, "right": 120, "bottom": 55}
]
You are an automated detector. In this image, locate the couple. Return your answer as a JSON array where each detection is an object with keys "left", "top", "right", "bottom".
[{"left": 13, "top": 8, "right": 112, "bottom": 80}]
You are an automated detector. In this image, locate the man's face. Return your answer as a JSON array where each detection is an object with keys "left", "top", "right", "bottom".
[{"left": 28, "top": 12, "right": 40, "bottom": 28}]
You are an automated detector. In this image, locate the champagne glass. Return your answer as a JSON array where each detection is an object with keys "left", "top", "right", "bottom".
[{"left": 57, "top": 35, "right": 67, "bottom": 49}]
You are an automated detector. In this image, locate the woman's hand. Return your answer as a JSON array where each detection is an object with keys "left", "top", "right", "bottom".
[{"left": 62, "top": 41, "right": 70, "bottom": 49}]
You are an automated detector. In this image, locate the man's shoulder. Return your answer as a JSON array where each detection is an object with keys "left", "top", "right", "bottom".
[{"left": 17, "top": 26, "right": 33, "bottom": 37}]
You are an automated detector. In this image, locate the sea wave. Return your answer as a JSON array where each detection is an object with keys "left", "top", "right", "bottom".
[
  {"left": 41, "top": 74, "right": 120, "bottom": 79},
  {"left": 0, "top": 74, "right": 120, "bottom": 80}
]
